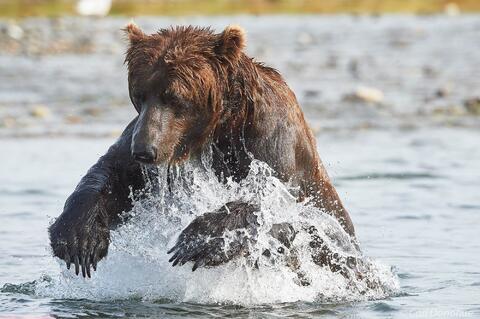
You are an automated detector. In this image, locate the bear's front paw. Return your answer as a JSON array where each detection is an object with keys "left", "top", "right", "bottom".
[
  {"left": 167, "top": 234, "right": 234, "bottom": 271},
  {"left": 49, "top": 212, "right": 109, "bottom": 278},
  {"left": 167, "top": 201, "right": 259, "bottom": 271}
]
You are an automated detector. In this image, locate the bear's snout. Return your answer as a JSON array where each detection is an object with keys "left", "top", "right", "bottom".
[{"left": 132, "top": 143, "right": 158, "bottom": 164}]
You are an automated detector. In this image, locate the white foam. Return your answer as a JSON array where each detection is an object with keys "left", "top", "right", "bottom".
[{"left": 36, "top": 158, "right": 399, "bottom": 304}]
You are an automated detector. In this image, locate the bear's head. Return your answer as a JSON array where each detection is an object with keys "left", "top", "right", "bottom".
[{"left": 124, "top": 23, "right": 246, "bottom": 165}]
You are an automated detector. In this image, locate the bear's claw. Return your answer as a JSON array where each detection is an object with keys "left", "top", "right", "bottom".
[
  {"left": 167, "top": 201, "right": 260, "bottom": 271},
  {"left": 49, "top": 207, "right": 110, "bottom": 278},
  {"left": 58, "top": 237, "right": 107, "bottom": 278},
  {"left": 169, "top": 238, "right": 231, "bottom": 271}
]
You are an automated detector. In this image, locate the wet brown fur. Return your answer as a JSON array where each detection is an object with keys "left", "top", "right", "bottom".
[
  {"left": 48, "top": 24, "right": 355, "bottom": 278},
  {"left": 124, "top": 24, "right": 354, "bottom": 235}
]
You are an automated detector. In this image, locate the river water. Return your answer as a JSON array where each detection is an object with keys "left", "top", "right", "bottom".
[
  {"left": 1, "top": 127, "right": 479, "bottom": 318},
  {"left": 0, "top": 15, "right": 479, "bottom": 318}
]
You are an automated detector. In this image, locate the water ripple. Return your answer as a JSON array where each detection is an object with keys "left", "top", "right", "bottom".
[{"left": 338, "top": 172, "right": 442, "bottom": 181}]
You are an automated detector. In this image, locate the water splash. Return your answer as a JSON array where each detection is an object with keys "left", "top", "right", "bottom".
[{"left": 35, "top": 158, "right": 399, "bottom": 304}]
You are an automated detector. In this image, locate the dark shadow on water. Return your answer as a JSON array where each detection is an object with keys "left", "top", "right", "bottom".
[
  {"left": 449, "top": 204, "right": 480, "bottom": 210},
  {"left": 370, "top": 301, "right": 399, "bottom": 312}
]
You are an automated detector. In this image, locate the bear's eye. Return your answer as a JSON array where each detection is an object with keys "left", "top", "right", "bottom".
[
  {"left": 164, "top": 93, "right": 188, "bottom": 109},
  {"left": 180, "top": 99, "right": 193, "bottom": 110},
  {"left": 173, "top": 97, "right": 193, "bottom": 112}
]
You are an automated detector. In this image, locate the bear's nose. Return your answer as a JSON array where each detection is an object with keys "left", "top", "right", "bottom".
[{"left": 132, "top": 144, "right": 157, "bottom": 164}]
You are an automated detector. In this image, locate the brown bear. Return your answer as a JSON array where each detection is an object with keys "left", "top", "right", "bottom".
[{"left": 48, "top": 24, "right": 356, "bottom": 279}]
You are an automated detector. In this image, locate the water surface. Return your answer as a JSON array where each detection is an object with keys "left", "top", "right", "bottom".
[{"left": 1, "top": 127, "right": 479, "bottom": 317}]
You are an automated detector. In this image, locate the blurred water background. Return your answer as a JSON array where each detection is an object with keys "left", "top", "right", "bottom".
[{"left": 0, "top": 1, "right": 480, "bottom": 318}]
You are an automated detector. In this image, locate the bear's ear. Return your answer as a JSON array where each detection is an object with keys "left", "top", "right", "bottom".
[
  {"left": 215, "top": 25, "right": 246, "bottom": 61},
  {"left": 124, "top": 21, "right": 145, "bottom": 43}
]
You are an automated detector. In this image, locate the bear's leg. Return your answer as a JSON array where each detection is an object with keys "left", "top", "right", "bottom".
[
  {"left": 168, "top": 204, "right": 301, "bottom": 272},
  {"left": 49, "top": 119, "right": 145, "bottom": 277},
  {"left": 167, "top": 201, "right": 260, "bottom": 271}
]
